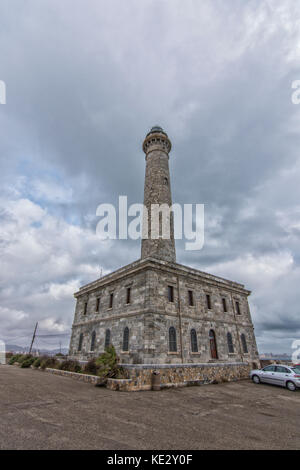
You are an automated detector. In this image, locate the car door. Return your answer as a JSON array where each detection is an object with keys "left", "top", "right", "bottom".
[
  {"left": 260, "top": 365, "right": 276, "bottom": 384},
  {"left": 275, "top": 366, "right": 291, "bottom": 387}
]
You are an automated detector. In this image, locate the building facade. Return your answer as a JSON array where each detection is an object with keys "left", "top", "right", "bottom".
[{"left": 69, "top": 127, "right": 259, "bottom": 367}]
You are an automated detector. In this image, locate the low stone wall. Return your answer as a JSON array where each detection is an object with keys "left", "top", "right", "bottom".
[
  {"left": 107, "top": 378, "right": 133, "bottom": 391},
  {"left": 16, "top": 361, "right": 250, "bottom": 391},
  {"left": 107, "top": 362, "right": 251, "bottom": 391},
  {"left": 45, "top": 368, "right": 101, "bottom": 385}
]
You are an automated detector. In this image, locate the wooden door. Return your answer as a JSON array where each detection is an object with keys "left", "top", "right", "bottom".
[{"left": 209, "top": 329, "right": 218, "bottom": 359}]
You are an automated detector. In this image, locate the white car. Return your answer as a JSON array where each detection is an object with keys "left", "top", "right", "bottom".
[{"left": 250, "top": 364, "right": 300, "bottom": 392}]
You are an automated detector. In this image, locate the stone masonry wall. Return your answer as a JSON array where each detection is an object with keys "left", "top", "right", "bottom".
[
  {"left": 141, "top": 129, "right": 176, "bottom": 263},
  {"left": 69, "top": 269, "right": 147, "bottom": 363},
  {"left": 69, "top": 259, "right": 259, "bottom": 367},
  {"left": 142, "top": 264, "right": 259, "bottom": 365},
  {"left": 107, "top": 362, "right": 251, "bottom": 391},
  {"left": 45, "top": 368, "right": 101, "bottom": 385}
]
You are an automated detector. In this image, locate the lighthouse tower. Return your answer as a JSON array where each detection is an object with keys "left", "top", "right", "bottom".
[{"left": 141, "top": 126, "right": 176, "bottom": 263}]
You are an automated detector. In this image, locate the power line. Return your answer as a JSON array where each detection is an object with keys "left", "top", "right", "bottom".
[{"left": 5, "top": 335, "right": 34, "bottom": 341}]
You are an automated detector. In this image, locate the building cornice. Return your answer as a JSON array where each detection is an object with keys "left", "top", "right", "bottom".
[{"left": 75, "top": 257, "right": 250, "bottom": 297}]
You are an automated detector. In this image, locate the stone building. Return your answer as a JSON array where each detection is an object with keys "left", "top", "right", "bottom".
[{"left": 69, "top": 127, "right": 259, "bottom": 368}]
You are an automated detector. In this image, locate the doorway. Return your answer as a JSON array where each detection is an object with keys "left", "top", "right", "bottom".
[{"left": 209, "top": 329, "right": 218, "bottom": 359}]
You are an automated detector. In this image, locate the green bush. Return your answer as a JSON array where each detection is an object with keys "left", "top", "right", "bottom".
[
  {"left": 58, "top": 360, "right": 81, "bottom": 373},
  {"left": 40, "top": 357, "right": 59, "bottom": 370},
  {"left": 32, "top": 357, "right": 42, "bottom": 368},
  {"left": 94, "top": 345, "right": 124, "bottom": 383},
  {"left": 80, "top": 346, "right": 122, "bottom": 380},
  {"left": 8, "top": 353, "right": 32, "bottom": 365},
  {"left": 17, "top": 355, "right": 26, "bottom": 364},
  {"left": 18, "top": 354, "right": 33, "bottom": 364},
  {"left": 20, "top": 357, "right": 35, "bottom": 368},
  {"left": 8, "top": 354, "right": 23, "bottom": 365}
]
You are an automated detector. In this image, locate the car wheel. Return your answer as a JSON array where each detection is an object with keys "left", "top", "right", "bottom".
[
  {"left": 286, "top": 381, "right": 296, "bottom": 392},
  {"left": 252, "top": 375, "right": 260, "bottom": 384}
]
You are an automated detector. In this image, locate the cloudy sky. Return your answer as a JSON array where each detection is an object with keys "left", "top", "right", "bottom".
[{"left": 0, "top": 0, "right": 300, "bottom": 353}]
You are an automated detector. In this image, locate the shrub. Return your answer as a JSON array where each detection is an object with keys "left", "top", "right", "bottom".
[
  {"left": 40, "top": 357, "right": 59, "bottom": 370},
  {"left": 17, "top": 355, "right": 26, "bottom": 364},
  {"left": 55, "top": 353, "right": 64, "bottom": 357},
  {"left": 58, "top": 360, "right": 81, "bottom": 373},
  {"left": 32, "top": 357, "right": 42, "bottom": 368},
  {"left": 94, "top": 345, "right": 124, "bottom": 383},
  {"left": 8, "top": 354, "right": 23, "bottom": 365},
  {"left": 83, "top": 359, "right": 98, "bottom": 376},
  {"left": 20, "top": 357, "right": 35, "bottom": 368},
  {"left": 18, "top": 354, "right": 33, "bottom": 364}
]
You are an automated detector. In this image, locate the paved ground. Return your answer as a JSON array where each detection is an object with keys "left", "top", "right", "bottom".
[{"left": 1, "top": 365, "right": 300, "bottom": 450}]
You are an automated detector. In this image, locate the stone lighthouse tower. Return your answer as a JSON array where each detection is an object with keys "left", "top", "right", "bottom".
[{"left": 141, "top": 126, "right": 176, "bottom": 263}]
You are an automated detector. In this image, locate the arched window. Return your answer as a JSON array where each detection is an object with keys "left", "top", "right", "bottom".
[
  {"left": 78, "top": 333, "right": 83, "bottom": 352},
  {"left": 241, "top": 334, "right": 248, "bottom": 353},
  {"left": 209, "top": 329, "right": 218, "bottom": 359},
  {"left": 227, "top": 332, "right": 234, "bottom": 353},
  {"left": 90, "top": 331, "right": 96, "bottom": 351},
  {"left": 123, "top": 327, "right": 129, "bottom": 351},
  {"left": 191, "top": 329, "right": 198, "bottom": 352},
  {"left": 169, "top": 327, "right": 177, "bottom": 352},
  {"left": 105, "top": 329, "right": 111, "bottom": 349}
]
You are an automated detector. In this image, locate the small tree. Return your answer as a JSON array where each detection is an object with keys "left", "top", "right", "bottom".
[{"left": 94, "top": 345, "right": 125, "bottom": 383}]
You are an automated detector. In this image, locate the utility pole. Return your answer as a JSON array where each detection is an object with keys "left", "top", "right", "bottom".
[{"left": 29, "top": 322, "right": 38, "bottom": 354}]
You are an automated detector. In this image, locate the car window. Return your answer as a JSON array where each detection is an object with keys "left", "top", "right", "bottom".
[
  {"left": 276, "top": 366, "right": 290, "bottom": 373},
  {"left": 263, "top": 366, "right": 275, "bottom": 372},
  {"left": 291, "top": 367, "right": 300, "bottom": 374}
]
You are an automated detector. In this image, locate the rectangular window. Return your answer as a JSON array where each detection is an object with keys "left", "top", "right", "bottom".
[
  {"left": 159, "top": 212, "right": 162, "bottom": 238},
  {"left": 126, "top": 287, "right": 131, "bottom": 304},
  {"left": 96, "top": 297, "right": 100, "bottom": 313},
  {"left": 206, "top": 294, "right": 211, "bottom": 310},
  {"left": 222, "top": 298, "right": 227, "bottom": 312},
  {"left": 236, "top": 301, "right": 241, "bottom": 315},
  {"left": 168, "top": 285, "right": 174, "bottom": 302},
  {"left": 109, "top": 293, "right": 114, "bottom": 309},
  {"left": 83, "top": 302, "right": 88, "bottom": 316},
  {"left": 188, "top": 290, "right": 194, "bottom": 306}
]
